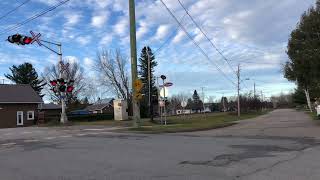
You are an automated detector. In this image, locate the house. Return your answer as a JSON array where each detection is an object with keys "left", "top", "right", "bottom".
[
  {"left": 176, "top": 109, "right": 192, "bottom": 115},
  {"left": 84, "top": 98, "right": 114, "bottom": 114},
  {"left": 0, "top": 84, "right": 43, "bottom": 128},
  {"left": 38, "top": 103, "right": 62, "bottom": 122}
]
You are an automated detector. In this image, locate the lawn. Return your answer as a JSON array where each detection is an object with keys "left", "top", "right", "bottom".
[
  {"left": 128, "top": 110, "right": 270, "bottom": 133},
  {"left": 42, "top": 110, "right": 270, "bottom": 133}
]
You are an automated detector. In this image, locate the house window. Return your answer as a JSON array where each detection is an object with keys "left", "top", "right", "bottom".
[{"left": 27, "top": 111, "right": 34, "bottom": 120}]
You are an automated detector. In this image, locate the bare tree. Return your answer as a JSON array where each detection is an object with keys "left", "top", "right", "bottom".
[
  {"left": 95, "top": 49, "right": 130, "bottom": 100},
  {"left": 42, "top": 58, "right": 87, "bottom": 104},
  {"left": 168, "top": 93, "right": 190, "bottom": 114}
]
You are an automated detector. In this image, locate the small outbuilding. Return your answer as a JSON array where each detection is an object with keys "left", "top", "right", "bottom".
[{"left": 0, "top": 84, "right": 43, "bottom": 128}]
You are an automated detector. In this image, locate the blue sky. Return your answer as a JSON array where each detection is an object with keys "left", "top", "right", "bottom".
[{"left": 0, "top": 0, "right": 316, "bottom": 102}]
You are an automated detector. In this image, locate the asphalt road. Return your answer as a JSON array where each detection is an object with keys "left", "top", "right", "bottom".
[{"left": 1, "top": 109, "right": 320, "bottom": 180}]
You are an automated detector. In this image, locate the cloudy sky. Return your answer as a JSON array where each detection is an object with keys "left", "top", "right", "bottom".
[{"left": 0, "top": 0, "right": 316, "bottom": 101}]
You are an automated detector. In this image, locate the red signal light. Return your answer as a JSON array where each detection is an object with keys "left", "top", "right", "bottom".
[
  {"left": 50, "top": 80, "right": 57, "bottom": 86},
  {"left": 67, "top": 86, "right": 74, "bottom": 93},
  {"left": 23, "top": 37, "right": 32, "bottom": 44}
]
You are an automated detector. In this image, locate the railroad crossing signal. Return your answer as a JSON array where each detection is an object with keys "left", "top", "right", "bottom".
[
  {"left": 7, "top": 34, "right": 33, "bottom": 45},
  {"left": 50, "top": 78, "right": 75, "bottom": 97},
  {"left": 7, "top": 31, "right": 42, "bottom": 46},
  {"left": 30, "top": 31, "right": 42, "bottom": 46}
]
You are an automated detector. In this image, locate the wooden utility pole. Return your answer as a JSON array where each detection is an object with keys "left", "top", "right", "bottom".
[
  {"left": 147, "top": 47, "right": 153, "bottom": 122},
  {"left": 237, "top": 64, "right": 240, "bottom": 117},
  {"left": 129, "top": 0, "right": 140, "bottom": 127},
  {"left": 254, "top": 81, "right": 256, "bottom": 99}
]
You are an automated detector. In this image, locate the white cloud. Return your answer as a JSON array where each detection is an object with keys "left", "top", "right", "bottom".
[
  {"left": 91, "top": 14, "right": 108, "bottom": 28},
  {"left": 172, "top": 30, "right": 185, "bottom": 44},
  {"left": 113, "top": 17, "right": 128, "bottom": 36},
  {"left": 99, "top": 35, "right": 113, "bottom": 46},
  {"left": 84, "top": 57, "right": 94, "bottom": 67},
  {"left": 64, "top": 56, "right": 79, "bottom": 64},
  {"left": 76, "top": 35, "right": 92, "bottom": 46},
  {"left": 136, "top": 21, "right": 149, "bottom": 40},
  {"left": 65, "top": 13, "right": 82, "bottom": 26},
  {"left": 155, "top": 24, "right": 171, "bottom": 40}
]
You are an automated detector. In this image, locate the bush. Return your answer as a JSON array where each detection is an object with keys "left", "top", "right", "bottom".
[{"left": 67, "top": 113, "right": 114, "bottom": 121}]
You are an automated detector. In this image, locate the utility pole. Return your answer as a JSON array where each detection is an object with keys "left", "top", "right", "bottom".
[
  {"left": 58, "top": 43, "right": 68, "bottom": 123},
  {"left": 253, "top": 81, "right": 256, "bottom": 99},
  {"left": 222, "top": 93, "right": 226, "bottom": 112},
  {"left": 201, "top": 87, "right": 206, "bottom": 113},
  {"left": 237, "top": 64, "right": 240, "bottom": 117},
  {"left": 129, "top": 0, "right": 140, "bottom": 127},
  {"left": 147, "top": 47, "right": 153, "bottom": 122}
]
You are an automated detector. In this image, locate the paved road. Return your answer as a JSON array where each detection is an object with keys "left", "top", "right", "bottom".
[{"left": 0, "top": 109, "right": 320, "bottom": 180}]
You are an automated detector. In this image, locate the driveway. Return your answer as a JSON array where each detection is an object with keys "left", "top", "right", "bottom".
[{"left": 0, "top": 109, "right": 320, "bottom": 180}]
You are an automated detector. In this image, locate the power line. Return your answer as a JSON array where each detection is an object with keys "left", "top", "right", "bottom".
[
  {"left": 0, "top": 0, "right": 31, "bottom": 21},
  {"left": 0, "top": 0, "right": 70, "bottom": 36},
  {"left": 154, "top": 13, "right": 187, "bottom": 55},
  {"left": 159, "top": 0, "right": 237, "bottom": 86},
  {"left": 177, "top": 0, "right": 237, "bottom": 75}
]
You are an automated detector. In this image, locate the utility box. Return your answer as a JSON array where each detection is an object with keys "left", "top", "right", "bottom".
[
  {"left": 113, "top": 99, "right": 128, "bottom": 121},
  {"left": 316, "top": 105, "right": 320, "bottom": 117}
]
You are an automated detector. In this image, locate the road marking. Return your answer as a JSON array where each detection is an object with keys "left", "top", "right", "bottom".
[
  {"left": 1, "top": 143, "right": 16, "bottom": 146},
  {"left": 59, "top": 135, "right": 72, "bottom": 138},
  {"left": 88, "top": 132, "right": 100, "bottom": 135},
  {"left": 76, "top": 133, "right": 88, "bottom": 136},
  {"left": 83, "top": 128, "right": 107, "bottom": 131},
  {"left": 44, "top": 137, "right": 57, "bottom": 140},
  {"left": 99, "top": 131, "right": 113, "bottom": 134},
  {"left": 21, "top": 131, "right": 32, "bottom": 134},
  {"left": 23, "top": 139, "right": 39, "bottom": 143}
]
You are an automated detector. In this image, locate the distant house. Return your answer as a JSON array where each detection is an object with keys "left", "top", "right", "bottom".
[
  {"left": 84, "top": 98, "right": 114, "bottom": 114},
  {"left": 0, "top": 84, "right": 43, "bottom": 128},
  {"left": 176, "top": 109, "right": 192, "bottom": 115}
]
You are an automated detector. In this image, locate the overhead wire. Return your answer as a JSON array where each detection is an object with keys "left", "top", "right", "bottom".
[
  {"left": 0, "top": 0, "right": 70, "bottom": 36},
  {"left": 153, "top": 13, "right": 187, "bottom": 55},
  {"left": 177, "top": 0, "right": 237, "bottom": 75},
  {"left": 0, "top": 0, "right": 32, "bottom": 21},
  {"left": 159, "top": 0, "right": 237, "bottom": 86}
]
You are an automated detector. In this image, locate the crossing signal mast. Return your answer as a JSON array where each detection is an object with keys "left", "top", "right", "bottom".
[{"left": 7, "top": 31, "right": 69, "bottom": 124}]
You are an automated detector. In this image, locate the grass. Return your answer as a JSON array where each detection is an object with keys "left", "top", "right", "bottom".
[
  {"left": 41, "top": 110, "right": 270, "bottom": 133},
  {"left": 128, "top": 110, "right": 270, "bottom": 133}
]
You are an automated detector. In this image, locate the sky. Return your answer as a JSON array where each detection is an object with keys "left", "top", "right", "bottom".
[{"left": 0, "top": 0, "right": 317, "bottom": 102}]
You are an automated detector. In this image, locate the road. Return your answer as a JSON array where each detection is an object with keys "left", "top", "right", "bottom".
[{"left": 0, "top": 109, "right": 320, "bottom": 180}]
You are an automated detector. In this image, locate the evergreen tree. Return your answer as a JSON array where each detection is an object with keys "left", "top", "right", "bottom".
[
  {"left": 192, "top": 90, "right": 203, "bottom": 112},
  {"left": 284, "top": 0, "right": 320, "bottom": 111},
  {"left": 138, "top": 46, "right": 158, "bottom": 119},
  {"left": 4, "top": 62, "right": 45, "bottom": 97},
  {"left": 192, "top": 90, "right": 200, "bottom": 103}
]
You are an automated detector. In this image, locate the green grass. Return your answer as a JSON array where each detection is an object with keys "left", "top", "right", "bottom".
[
  {"left": 128, "top": 110, "right": 270, "bottom": 133},
  {"left": 41, "top": 110, "right": 270, "bottom": 133}
]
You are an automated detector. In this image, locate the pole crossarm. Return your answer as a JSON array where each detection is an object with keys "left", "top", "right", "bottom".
[{"left": 40, "top": 40, "right": 62, "bottom": 56}]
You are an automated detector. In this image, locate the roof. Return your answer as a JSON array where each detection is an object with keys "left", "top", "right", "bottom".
[
  {"left": 0, "top": 84, "right": 43, "bottom": 104},
  {"left": 84, "top": 103, "right": 111, "bottom": 111},
  {"left": 95, "top": 98, "right": 114, "bottom": 104},
  {"left": 39, "top": 103, "right": 61, "bottom": 110}
]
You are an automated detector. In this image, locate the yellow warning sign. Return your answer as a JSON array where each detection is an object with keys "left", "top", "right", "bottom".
[
  {"left": 134, "top": 79, "right": 143, "bottom": 92},
  {"left": 134, "top": 92, "right": 143, "bottom": 100}
]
